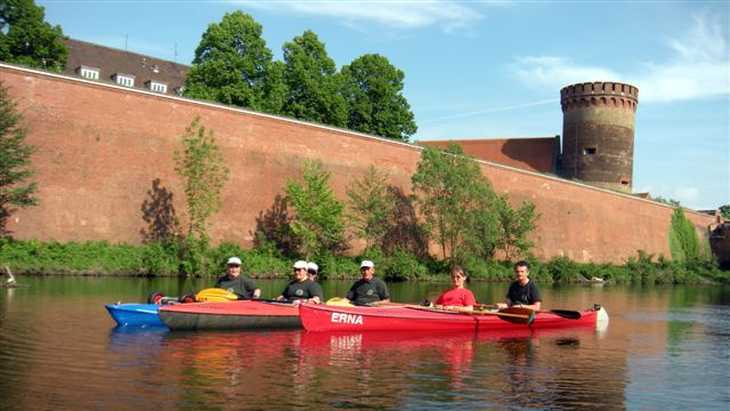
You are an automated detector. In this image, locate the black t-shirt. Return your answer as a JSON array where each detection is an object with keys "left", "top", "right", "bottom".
[
  {"left": 346, "top": 277, "right": 390, "bottom": 306},
  {"left": 281, "top": 279, "right": 324, "bottom": 301},
  {"left": 214, "top": 275, "right": 258, "bottom": 299},
  {"left": 506, "top": 280, "right": 542, "bottom": 305}
]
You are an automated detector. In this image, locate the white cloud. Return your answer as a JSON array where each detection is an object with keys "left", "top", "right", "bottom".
[
  {"left": 513, "top": 56, "right": 621, "bottom": 89},
  {"left": 512, "top": 13, "right": 729, "bottom": 103},
  {"left": 673, "top": 186, "right": 701, "bottom": 206},
  {"left": 232, "top": 0, "right": 484, "bottom": 31}
]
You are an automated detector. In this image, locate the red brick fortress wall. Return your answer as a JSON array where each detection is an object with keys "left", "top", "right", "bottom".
[{"left": 0, "top": 64, "right": 714, "bottom": 264}]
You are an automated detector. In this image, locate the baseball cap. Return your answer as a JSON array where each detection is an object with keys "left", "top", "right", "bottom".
[
  {"left": 307, "top": 262, "right": 319, "bottom": 272},
  {"left": 293, "top": 260, "right": 308, "bottom": 269},
  {"left": 360, "top": 260, "right": 374, "bottom": 269},
  {"left": 227, "top": 257, "right": 242, "bottom": 266}
]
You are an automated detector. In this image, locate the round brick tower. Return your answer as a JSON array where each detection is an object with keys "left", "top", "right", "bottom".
[{"left": 560, "top": 82, "right": 639, "bottom": 192}]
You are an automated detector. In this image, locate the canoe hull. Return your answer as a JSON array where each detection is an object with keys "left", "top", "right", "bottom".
[
  {"left": 159, "top": 300, "right": 301, "bottom": 331},
  {"left": 105, "top": 303, "right": 163, "bottom": 327},
  {"left": 299, "top": 304, "right": 603, "bottom": 333}
]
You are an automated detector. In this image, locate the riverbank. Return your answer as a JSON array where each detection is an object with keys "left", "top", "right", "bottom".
[{"left": 1, "top": 239, "right": 728, "bottom": 284}]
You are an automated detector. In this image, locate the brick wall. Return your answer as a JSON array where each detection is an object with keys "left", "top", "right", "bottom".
[{"left": 0, "top": 64, "right": 714, "bottom": 263}]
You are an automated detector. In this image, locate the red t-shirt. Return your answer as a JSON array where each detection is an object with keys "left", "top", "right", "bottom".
[{"left": 435, "top": 287, "right": 477, "bottom": 307}]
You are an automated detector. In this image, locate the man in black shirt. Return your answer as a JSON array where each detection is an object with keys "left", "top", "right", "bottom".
[
  {"left": 277, "top": 260, "right": 324, "bottom": 304},
  {"left": 496, "top": 260, "right": 541, "bottom": 311},
  {"left": 214, "top": 257, "right": 261, "bottom": 299},
  {"left": 346, "top": 260, "right": 390, "bottom": 306}
]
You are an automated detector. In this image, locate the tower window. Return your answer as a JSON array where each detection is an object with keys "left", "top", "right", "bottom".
[
  {"left": 621, "top": 179, "right": 630, "bottom": 186},
  {"left": 583, "top": 147, "right": 597, "bottom": 155}
]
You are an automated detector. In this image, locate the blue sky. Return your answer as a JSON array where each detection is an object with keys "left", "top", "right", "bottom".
[{"left": 39, "top": 0, "right": 729, "bottom": 209}]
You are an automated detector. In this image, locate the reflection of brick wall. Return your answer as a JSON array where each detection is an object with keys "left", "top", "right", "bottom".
[
  {"left": 1, "top": 64, "right": 714, "bottom": 263},
  {"left": 419, "top": 138, "right": 559, "bottom": 174}
]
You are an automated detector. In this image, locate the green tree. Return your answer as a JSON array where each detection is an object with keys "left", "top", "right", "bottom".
[
  {"left": 286, "top": 160, "right": 347, "bottom": 259},
  {"left": 668, "top": 207, "right": 700, "bottom": 262},
  {"left": 0, "top": 0, "right": 67, "bottom": 72},
  {"left": 174, "top": 117, "right": 230, "bottom": 241},
  {"left": 346, "top": 165, "right": 395, "bottom": 249},
  {"left": 0, "top": 81, "right": 37, "bottom": 236},
  {"left": 654, "top": 196, "right": 681, "bottom": 207},
  {"left": 340, "top": 54, "right": 417, "bottom": 142},
  {"left": 494, "top": 196, "right": 538, "bottom": 261},
  {"left": 411, "top": 144, "right": 496, "bottom": 262},
  {"left": 720, "top": 204, "right": 730, "bottom": 220},
  {"left": 184, "top": 11, "right": 285, "bottom": 113},
  {"left": 282, "top": 30, "right": 347, "bottom": 127}
]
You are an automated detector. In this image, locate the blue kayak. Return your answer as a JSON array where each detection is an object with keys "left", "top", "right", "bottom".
[{"left": 105, "top": 303, "right": 164, "bottom": 327}]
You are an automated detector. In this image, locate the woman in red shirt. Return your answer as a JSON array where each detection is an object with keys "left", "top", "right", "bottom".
[{"left": 434, "top": 266, "right": 476, "bottom": 313}]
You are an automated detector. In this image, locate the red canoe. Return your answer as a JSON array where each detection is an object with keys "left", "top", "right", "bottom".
[
  {"left": 299, "top": 304, "right": 608, "bottom": 333},
  {"left": 159, "top": 300, "right": 300, "bottom": 331}
]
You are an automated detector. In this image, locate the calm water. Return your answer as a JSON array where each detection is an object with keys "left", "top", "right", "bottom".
[{"left": 0, "top": 277, "right": 729, "bottom": 410}]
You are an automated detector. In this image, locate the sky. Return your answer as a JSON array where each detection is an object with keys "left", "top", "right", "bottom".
[{"left": 38, "top": 0, "right": 729, "bottom": 209}]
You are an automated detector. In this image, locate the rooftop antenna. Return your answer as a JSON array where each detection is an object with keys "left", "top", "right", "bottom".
[
  {"left": 174, "top": 42, "right": 178, "bottom": 63},
  {"left": 125, "top": 34, "right": 128, "bottom": 51}
]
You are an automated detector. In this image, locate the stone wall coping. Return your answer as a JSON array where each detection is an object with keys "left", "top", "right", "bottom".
[{"left": 0, "top": 62, "right": 708, "bottom": 218}]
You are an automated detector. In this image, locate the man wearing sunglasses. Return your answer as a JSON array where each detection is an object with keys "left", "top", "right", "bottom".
[
  {"left": 277, "top": 260, "right": 323, "bottom": 304},
  {"left": 214, "top": 256, "right": 261, "bottom": 299}
]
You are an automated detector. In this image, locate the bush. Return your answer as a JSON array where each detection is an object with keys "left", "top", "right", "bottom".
[{"left": 378, "top": 249, "right": 429, "bottom": 281}]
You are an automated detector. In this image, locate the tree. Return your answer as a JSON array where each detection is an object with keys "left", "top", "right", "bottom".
[
  {"left": 173, "top": 117, "right": 229, "bottom": 241},
  {"left": 720, "top": 204, "right": 730, "bottom": 220},
  {"left": 0, "top": 81, "right": 37, "bottom": 236},
  {"left": 668, "top": 207, "right": 701, "bottom": 262},
  {"left": 340, "top": 54, "right": 417, "bottom": 142},
  {"left": 184, "top": 11, "right": 285, "bottom": 113},
  {"left": 0, "top": 0, "right": 67, "bottom": 72},
  {"left": 282, "top": 30, "right": 347, "bottom": 127},
  {"left": 346, "top": 165, "right": 395, "bottom": 249},
  {"left": 494, "top": 196, "right": 538, "bottom": 261},
  {"left": 411, "top": 144, "right": 496, "bottom": 262},
  {"left": 286, "top": 160, "right": 347, "bottom": 259}
]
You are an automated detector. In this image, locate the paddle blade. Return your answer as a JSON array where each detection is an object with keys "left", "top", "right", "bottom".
[
  {"left": 195, "top": 288, "right": 238, "bottom": 302},
  {"left": 325, "top": 297, "right": 354, "bottom": 307}
]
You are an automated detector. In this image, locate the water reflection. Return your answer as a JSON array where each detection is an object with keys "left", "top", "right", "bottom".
[{"left": 1, "top": 279, "right": 729, "bottom": 410}]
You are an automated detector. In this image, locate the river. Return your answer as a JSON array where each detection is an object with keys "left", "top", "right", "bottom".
[{"left": 0, "top": 277, "right": 728, "bottom": 410}]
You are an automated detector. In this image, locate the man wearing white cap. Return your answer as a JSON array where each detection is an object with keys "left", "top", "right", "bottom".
[
  {"left": 214, "top": 256, "right": 261, "bottom": 299},
  {"left": 346, "top": 260, "right": 390, "bottom": 306},
  {"left": 276, "top": 260, "right": 324, "bottom": 304}
]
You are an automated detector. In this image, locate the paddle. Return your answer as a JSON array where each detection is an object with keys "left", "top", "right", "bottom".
[
  {"left": 475, "top": 304, "right": 582, "bottom": 320},
  {"left": 407, "top": 305, "right": 535, "bottom": 325}
]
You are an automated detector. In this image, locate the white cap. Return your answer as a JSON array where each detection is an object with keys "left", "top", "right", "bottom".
[
  {"left": 227, "top": 257, "right": 242, "bottom": 266},
  {"left": 293, "top": 260, "right": 308, "bottom": 269},
  {"left": 360, "top": 260, "right": 374, "bottom": 268},
  {"left": 307, "top": 262, "right": 319, "bottom": 272}
]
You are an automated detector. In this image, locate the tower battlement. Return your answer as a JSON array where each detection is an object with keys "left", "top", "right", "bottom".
[{"left": 561, "top": 82, "right": 639, "bottom": 112}]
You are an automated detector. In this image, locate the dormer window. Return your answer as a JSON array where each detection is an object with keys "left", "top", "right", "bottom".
[
  {"left": 146, "top": 80, "right": 167, "bottom": 94},
  {"left": 113, "top": 73, "right": 135, "bottom": 88},
  {"left": 77, "top": 65, "right": 100, "bottom": 80}
]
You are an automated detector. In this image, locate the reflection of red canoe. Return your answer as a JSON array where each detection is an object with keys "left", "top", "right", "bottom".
[
  {"left": 159, "top": 300, "right": 300, "bottom": 331},
  {"left": 299, "top": 304, "right": 607, "bottom": 332}
]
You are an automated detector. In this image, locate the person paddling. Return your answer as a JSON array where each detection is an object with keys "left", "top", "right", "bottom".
[
  {"left": 496, "top": 260, "right": 542, "bottom": 311},
  {"left": 277, "top": 260, "right": 324, "bottom": 305},
  {"left": 346, "top": 260, "right": 390, "bottom": 306},
  {"left": 214, "top": 257, "right": 261, "bottom": 299},
  {"left": 433, "top": 266, "right": 476, "bottom": 313}
]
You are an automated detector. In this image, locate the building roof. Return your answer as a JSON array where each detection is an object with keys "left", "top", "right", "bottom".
[
  {"left": 63, "top": 38, "right": 189, "bottom": 94},
  {"left": 418, "top": 137, "right": 560, "bottom": 174}
]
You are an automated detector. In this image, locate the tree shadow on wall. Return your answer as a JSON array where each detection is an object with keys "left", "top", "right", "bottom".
[
  {"left": 252, "top": 194, "right": 299, "bottom": 257},
  {"left": 382, "top": 186, "right": 429, "bottom": 259},
  {"left": 140, "top": 178, "right": 181, "bottom": 243}
]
